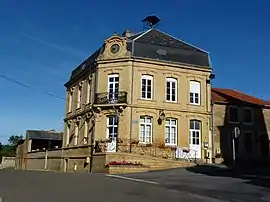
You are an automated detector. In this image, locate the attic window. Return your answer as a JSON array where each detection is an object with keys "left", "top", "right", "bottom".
[{"left": 157, "top": 49, "right": 167, "bottom": 55}]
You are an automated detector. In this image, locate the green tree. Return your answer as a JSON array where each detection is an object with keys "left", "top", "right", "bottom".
[{"left": 8, "top": 135, "right": 23, "bottom": 146}]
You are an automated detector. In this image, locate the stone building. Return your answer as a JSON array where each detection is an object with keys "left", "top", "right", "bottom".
[
  {"left": 212, "top": 88, "right": 270, "bottom": 165},
  {"left": 62, "top": 16, "right": 214, "bottom": 172},
  {"left": 15, "top": 129, "right": 63, "bottom": 170}
]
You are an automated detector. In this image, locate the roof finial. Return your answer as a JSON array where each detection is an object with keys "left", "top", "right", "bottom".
[{"left": 142, "top": 15, "right": 161, "bottom": 29}]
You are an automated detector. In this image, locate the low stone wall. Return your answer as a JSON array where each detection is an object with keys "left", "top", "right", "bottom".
[
  {"left": 0, "top": 156, "right": 16, "bottom": 169},
  {"left": 107, "top": 165, "right": 150, "bottom": 174},
  {"left": 23, "top": 149, "right": 62, "bottom": 171}
]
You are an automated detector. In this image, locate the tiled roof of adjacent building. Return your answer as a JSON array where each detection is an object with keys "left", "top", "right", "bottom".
[
  {"left": 26, "top": 130, "right": 63, "bottom": 140},
  {"left": 212, "top": 88, "right": 270, "bottom": 106},
  {"left": 65, "top": 28, "right": 210, "bottom": 86}
]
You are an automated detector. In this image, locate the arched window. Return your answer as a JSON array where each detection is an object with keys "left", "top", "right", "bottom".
[
  {"left": 189, "top": 81, "right": 200, "bottom": 105},
  {"left": 141, "top": 75, "right": 153, "bottom": 100},
  {"left": 140, "top": 116, "right": 152, "bottom": 143},
  {"left": 189, "top": 120, "right": 201, "bottom": 145},
  {"left": 165, "top": 118, "right": 177, "bottom": 145},
  {"left": 166, "top": 78, "right": 177, "bottom": 102},
  {"left": 107, "top": 116, "right": 118, "bottom": 139},
  {"left": 108, "top": 74, "right": 119, "bottom": 103}
]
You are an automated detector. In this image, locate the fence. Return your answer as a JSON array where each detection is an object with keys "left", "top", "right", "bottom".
[{"left": 94, "top": 138, "right": 177, "bottom": 160}]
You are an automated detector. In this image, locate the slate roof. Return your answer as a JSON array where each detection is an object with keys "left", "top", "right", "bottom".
[
  {"left": 66, "top": 28, "right": 210, "bottom": 86},
  {"left": 212, "top": 88, "right": 270, "bottom": 106},
  {"left": 26, "top": 130, "right": 63, "bottom": 140},
  {"left": 126, "top": 29, "right": 210, "bottom": 67}
]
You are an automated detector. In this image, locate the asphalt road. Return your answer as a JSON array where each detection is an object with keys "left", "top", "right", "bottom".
[{"left": 0, "top": 166, "right": 270, "bottom": 202}]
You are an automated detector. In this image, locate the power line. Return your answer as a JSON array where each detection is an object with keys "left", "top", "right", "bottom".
[{"left": 0, "top": 72, "right": 66, "bottom": 101}]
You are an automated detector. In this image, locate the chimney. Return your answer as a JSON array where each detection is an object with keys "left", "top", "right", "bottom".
[{"left": 122, "top": 29, "right": 134, "bottom": 38}]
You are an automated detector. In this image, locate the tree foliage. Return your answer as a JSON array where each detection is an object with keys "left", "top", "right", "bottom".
[
  {"left": 8, "top": 135, "right": 23, "bottom": 146},
  {"left": 0, "top": 135, "right": 23, "bottom": 160}
]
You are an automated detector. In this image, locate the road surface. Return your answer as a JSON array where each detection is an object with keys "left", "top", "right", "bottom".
[{"left": 0, "top": 166, "right": 269, "bottom": 202}]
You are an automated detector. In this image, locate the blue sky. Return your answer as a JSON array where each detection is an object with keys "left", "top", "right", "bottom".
[{"left": 0, "top": 0, "right": 269, "bottom": 143}]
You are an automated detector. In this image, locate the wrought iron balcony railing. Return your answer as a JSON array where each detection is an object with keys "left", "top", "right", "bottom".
[{"left": 94, "top": 91, "right": 127, "bottom": 105}]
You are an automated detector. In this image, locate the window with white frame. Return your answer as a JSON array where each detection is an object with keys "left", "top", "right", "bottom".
[
  {"left": 229, "top": 106, "right": 239, "bottom": 123},
  {"left": 74, "top": 122, "right": 79, "bottom": 145},
  {"left": 140, "top": 116, "right": 152, "bottom": 143},
  {"left": 107, "top": 116, "right": 118, "bottom": 139},
  {"left": 189, "top": 120, "right": 201, "bottom": 145},
  {"left": 68, "top": 91, "right": 73, "bottom": 112},
  {"left": 77, "top": 86, "right": 82, "bottom": 109},
  {"left": 165, "top": 118, "right": 177, "bottom": 145},
  {"left": 83, "top": 121, "right": 88, "bottom": 144},
  {"left": 66, "top": 124, "right": 70, "bottom": 146},
  {"left": 108, "top": 74, "right": 119, "bottom": 103},
  {"left": 166, "top": 78, "right": 177, "bottom": 102},
  {"left": 242, "top": 107, "right": 253, "bottom": 124},
  {"left": 189, "top": 81, "right": 200, "bottom": 105},
  {"left": 141, "top": 75, "right": 153, "bottom": 100}
]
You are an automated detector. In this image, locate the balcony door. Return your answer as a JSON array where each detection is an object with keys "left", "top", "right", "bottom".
[
  {"left": 107, "top": 116, "right": 118, "bottom": 152},
  {"left": 108, "top": 74, "right": 119, "bottom": 103}
]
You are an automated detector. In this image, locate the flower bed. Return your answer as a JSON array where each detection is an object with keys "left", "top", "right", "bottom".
[{"left": 105, "top": 161, "right": 142, "bottom": 167}]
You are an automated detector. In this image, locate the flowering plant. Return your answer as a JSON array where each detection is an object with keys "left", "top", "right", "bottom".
[{"left": 105, "top": 161, "right": 142, "bottom": 167}]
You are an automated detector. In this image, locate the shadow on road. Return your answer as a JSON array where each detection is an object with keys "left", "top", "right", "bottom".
[{"left": 186, "top": 164, "right": 270, "bottom": 188}]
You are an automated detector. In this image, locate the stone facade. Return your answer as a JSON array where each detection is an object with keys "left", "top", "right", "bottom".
[{"left": 213, "top": 103, "right": 270, "bottom": 164}]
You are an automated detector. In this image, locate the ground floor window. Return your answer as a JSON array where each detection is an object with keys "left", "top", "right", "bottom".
[
  {"left": 165, "top": 118, "right": 177, "bottom": 145},
  {"left": 107, "top": 116, "right": 118, "bottom": 139},
  {"left": 140, "top": 116, "right": 152, "bottom": 143}
]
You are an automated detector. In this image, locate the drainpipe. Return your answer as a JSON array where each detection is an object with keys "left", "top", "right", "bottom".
[
  {"left": 211, "top": 101, "right": 215, "bottom": 164},
  {"left": 129, "top": 59, "right": 135, "bottom": 153}
]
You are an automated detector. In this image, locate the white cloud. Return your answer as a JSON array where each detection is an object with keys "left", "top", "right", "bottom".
[{"left": 22, "top": 34, "right": 88, "bottom": 58}]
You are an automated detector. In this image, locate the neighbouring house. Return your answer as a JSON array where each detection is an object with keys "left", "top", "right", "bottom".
[
  {"left": 15, "top": 129, "right": 63, "bottom": 170},
  {"left": 212, "top": 88, "right": 270, "bottom": 165},
  {"left": 61, "top": 15, "right": 215, "bottom": 172}
]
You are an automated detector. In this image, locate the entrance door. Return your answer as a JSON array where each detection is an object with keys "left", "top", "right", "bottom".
[
  {"left": 106, "top": 116, "right": 118, "bottom": 152},
  {"left": 108, "top": 74, "right": 119, "bottom": 103},
  {"left": 189, "top": 120, "right": 202, "bottom": 159}
]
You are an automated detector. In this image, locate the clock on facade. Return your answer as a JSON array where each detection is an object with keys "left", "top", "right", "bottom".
[{"left": 110, "top": 44, "right": 120, "bottom": 54}]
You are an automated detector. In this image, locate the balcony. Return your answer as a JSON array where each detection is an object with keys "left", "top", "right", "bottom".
[{"left": 94, "top": 91, "right": 128, "bottom": 106}]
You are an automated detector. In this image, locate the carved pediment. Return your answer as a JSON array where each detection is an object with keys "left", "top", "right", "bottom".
[{"left": 97, "top": 34, "right": 131, "bottom": 60}]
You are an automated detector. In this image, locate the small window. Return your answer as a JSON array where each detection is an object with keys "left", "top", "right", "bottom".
[
  {"left": 141, "top": 75, "right": 153, "bottom": 100},
  {"left": 189, "top": 81, "right": 200, "bottom": 105},
  {"left": 77, "top": 86, "right": 82, "bottom": 109},
  {"left": 229, "top": 106, "right": 239, "bottom": 123},
  {"left": 83, "top": 121, "right": 88, "bottom": 144},
  {"left": 86, "top": 81, "right": 92, "bottom": 104},
  {"left": 242, "top": 108, "right": 253, "bottom": 124},
  {"left": 74, "top": 122, "right": 79, "bottom": 146},
  {"left": 66, "top": 124, "right": 70, "bottom": 146},
  {"left": 68, "top": 91, "right": 73, "bottom": 112},
  {"left": 140, "top": 116, "right": 152, "bottom": 143},
  {"left": 166, "top": 78, "right": 177, "bottom": 102},
  {"left": 165, "top": 118, "right": 177, "bottom": 145}
]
